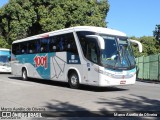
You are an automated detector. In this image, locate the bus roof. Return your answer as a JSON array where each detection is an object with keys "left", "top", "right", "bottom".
[
  {"left": 0, "top": 48, "right": 10, "bottom": 51},
  {"left": 13, "top": 26, "right": 127, "bottom": 44},
  {"left": 73, "top": 26, "right": 127, "bottom": 36}
]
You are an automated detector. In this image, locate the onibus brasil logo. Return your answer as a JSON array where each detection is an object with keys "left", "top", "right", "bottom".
[{"left": 34, "top": 54, "right": 48, "bottom": 69}]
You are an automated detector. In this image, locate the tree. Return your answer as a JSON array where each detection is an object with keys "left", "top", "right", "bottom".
[
  {"left": 153, "top": 24, "right": 160, "bottom": 41},
  {"left": 131, "top": 36, "right": 160, "bottom": 57},
  {"left": 0, "top": 0, "right": 109, "bottom": 48},
  {"left": 0, "top": 0, "right": 35, "bottom": 47},
  {"left": 0, "top": 36, "right": 10, "bottom": 48}
]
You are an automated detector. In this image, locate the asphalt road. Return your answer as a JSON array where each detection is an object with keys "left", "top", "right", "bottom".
[{"left": 0, "top": 73, "right": 159, "bottom": 120}]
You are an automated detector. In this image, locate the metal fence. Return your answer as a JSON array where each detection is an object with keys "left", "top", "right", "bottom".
[{"left": 136, "top": 54, "right": 160, "bottom": 81}]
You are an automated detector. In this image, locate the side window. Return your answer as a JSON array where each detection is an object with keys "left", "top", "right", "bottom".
[
  {"left": 76, "top": 31, "right": 95, "bottom": 56},
  {"left": 20, "top": 42, "right": 28, "bottom": 54},
  {"left": 49, "top": 36, "right": 60, "bottom": 52},
  {"left": 40, "top": 38, "right": 49, "bottom": 53},
  {"left": 76, "top": 31, "right": 99, "bottom": 64},
  {"left": 28, "top": 40, "right": 38, "bottom": 54},
  {"left": 58, "top": 35, "right": 65, "bottom": 51},
  {"left": 12, "top": 43, "right": 20, "bottom": 55},
  {"left": 49, "top": 33, "right": 78, "bottom": 54},
  {"left": 86, "top": 39, "right": 99, "bottom": 63},
  {"left": 66, "top": 33, "right": 78, "bottom": 54}
]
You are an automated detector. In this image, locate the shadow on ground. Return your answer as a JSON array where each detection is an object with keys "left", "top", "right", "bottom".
[
  {"left": 8, "top": 76, "right": 159, "bottom": 120},
  {"left": 97, "top": 94, "right": 160, "bottom": 111},
  {"left": 41, "top": 94, "right": 159, "bottom": 120}
]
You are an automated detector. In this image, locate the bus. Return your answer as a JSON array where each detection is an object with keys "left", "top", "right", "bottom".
[
  {"left": 11, "top": 26, "right": 142, "bottom": 88},
  {"left": 0, "top": 48, "right": 11, "bottom": 73}
]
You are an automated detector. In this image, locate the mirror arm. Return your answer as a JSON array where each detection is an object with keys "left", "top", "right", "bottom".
[
  {"left": 129, "top": 39, "right": 143, "bottom": 52},
  {"left": 86, "top": 35, "right": 105, "bottom": 49}
]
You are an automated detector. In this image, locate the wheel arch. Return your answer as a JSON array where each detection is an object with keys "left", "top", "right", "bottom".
[{"left": 67, "top": 67, "right": 82, "bottom": 83}]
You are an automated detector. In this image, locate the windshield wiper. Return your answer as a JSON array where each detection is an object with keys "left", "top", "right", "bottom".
[{"left": 115, "top": 38, "right": 132, "bottom": 69}]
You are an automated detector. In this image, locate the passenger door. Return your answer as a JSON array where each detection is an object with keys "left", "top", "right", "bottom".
[{"left": 85, "top": 39, "right": 99, "bottom": 85}]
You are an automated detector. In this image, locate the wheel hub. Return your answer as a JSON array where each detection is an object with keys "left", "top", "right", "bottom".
[{"left": 71, "top": 75, "right": 77, "bottom": 85}]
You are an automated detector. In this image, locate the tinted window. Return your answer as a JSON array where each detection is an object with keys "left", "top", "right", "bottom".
[
  {"left": 66, "top": 33, "right": 78, "bottom": 54},
  {"left": 28, "top": 40, "right": 38, "bottom": 54},
  {"left": 0, "top": 56, "right": 9, "bottom": 63},
  {"left": 49, "top": 33, "right": 78, "bottom": 54},
  {"left": 76, "top": 31, "right": 95, "bottom": 56},
  {"left": 12, "top": 43, "right": 20, "bottom": 55},
  {"left": 86, "top": 38, "right": 99, "bottom": 64},
  {"left": 49, "top": 36, "right": 60, "bottom": 52},
  {"left": 40, "top": 38, "right": 49, "bottom": 53},
  {"left": 20, "top": 42, "right": 28, "bottom": 54},
  {"left": 76, "top": 31, "right": 100, "bottom": 64},
  {"left": 12, "top": 33, "right": 78, "bottom": 55}
]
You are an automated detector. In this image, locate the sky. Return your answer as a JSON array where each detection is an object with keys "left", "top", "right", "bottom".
[
  {"left": 107, "top": 0, "right": 160, "bottom": 37},
  {"left": 0, "top": 0, "right": 159, "bottom": 37}
]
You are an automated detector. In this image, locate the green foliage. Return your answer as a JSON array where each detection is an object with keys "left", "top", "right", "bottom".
[
  {"left": 0, "top": 0, "right": 158, "bottom": 57},
  {"left": 130, "top": 36, "right": 160, "bottom": 57},
  {"left": 0, "top": 0, "right": 36, "bottom": 46},
  {"left": 0, "top": 36, "right": 10, "bottom": 48},
  {"left": 0, "top": 0, "right": 109, "bottom": 48},
  {"left": 153, "top": 24, "right": 160, "bottom": 40}
]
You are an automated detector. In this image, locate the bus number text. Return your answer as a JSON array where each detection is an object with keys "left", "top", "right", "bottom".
[{"left": 34, "top": 54, "right": 48, "bottom": 69}]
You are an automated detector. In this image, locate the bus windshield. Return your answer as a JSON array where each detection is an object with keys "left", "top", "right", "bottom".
[
  {"left": 100, "top": 35, "right": 135, "bottom": 70},
  {"left": 0, "top": 55, "right": 10, "bottom": 67},
  {"left": 0, "top": 56, "right": 9, "bottom": 63},
  {"left": 0, "top": 49, "right": 11, "bottom": 66}
]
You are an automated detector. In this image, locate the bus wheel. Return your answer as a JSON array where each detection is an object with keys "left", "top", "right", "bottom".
[
  {"left": 22, "top": 69, "right": 28, "bottom": 80},
  {"left": 68, "top": 72, "right": 79, "bottom": 89}
]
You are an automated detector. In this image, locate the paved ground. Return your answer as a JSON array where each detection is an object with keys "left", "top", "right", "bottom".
[{"left": 0, "top": 73, "right": 159, "bottom": 120}]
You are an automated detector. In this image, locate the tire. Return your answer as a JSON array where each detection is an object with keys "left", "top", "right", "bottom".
[
  {"left": 68, "top": 72, "right": 79, "bottom": 89},
  {"left": 22, "top": 69, "right": 28, "bottom": 80}
]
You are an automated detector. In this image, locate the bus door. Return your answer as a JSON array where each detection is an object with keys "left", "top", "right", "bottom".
[{"left": 84, "top": 39, "right": 99, "bottom": 85}]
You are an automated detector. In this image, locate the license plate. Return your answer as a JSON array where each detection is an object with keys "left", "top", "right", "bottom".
[{"left": 120, "top": 80, "right": 126, "bottom": 84}]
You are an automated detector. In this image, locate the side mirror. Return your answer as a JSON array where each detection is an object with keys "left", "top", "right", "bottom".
[
  {"left": 86, "top": 35, "right": 105, "bottom": 49},
  {"left": 129, "top": 39, "right": 143, "bottom": 52}
]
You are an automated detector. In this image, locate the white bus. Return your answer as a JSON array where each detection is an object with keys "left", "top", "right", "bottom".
[
  {"left": 11, "top": 26, "right": 142, "bottom": 88},
  {"left": 0, "top": 48, "right": 11, "bottom": 73}
]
